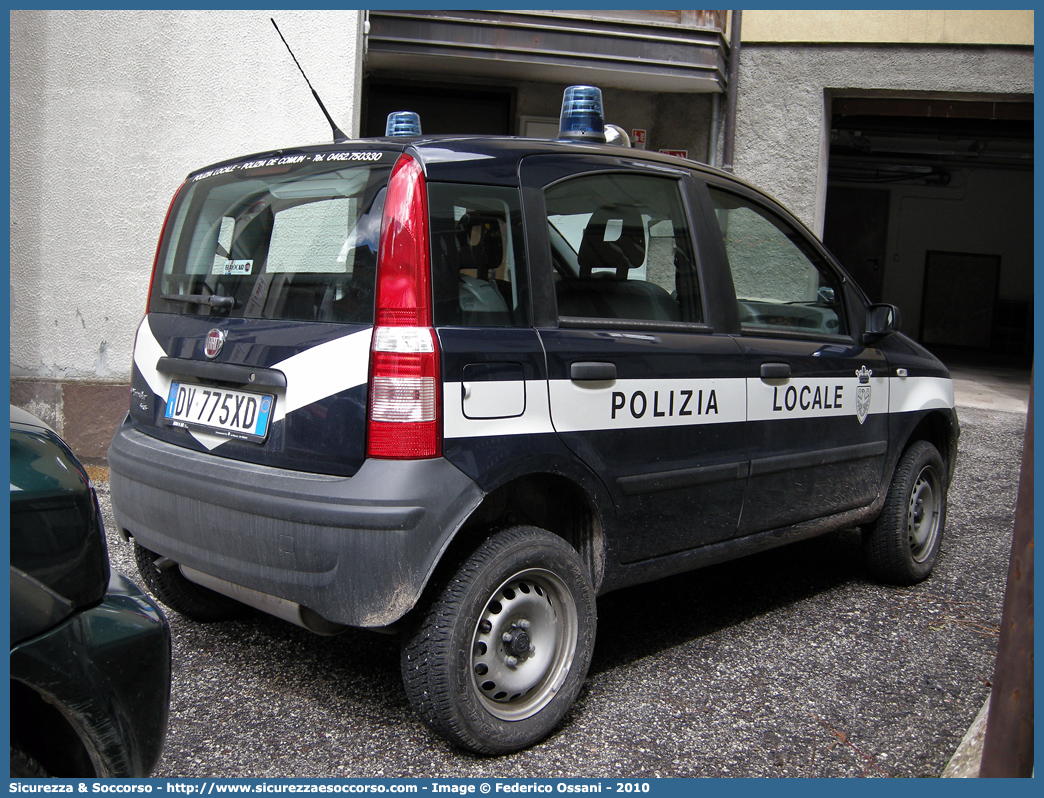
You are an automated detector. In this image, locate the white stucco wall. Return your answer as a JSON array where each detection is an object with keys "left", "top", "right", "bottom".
[{"left": 10, "top": 9, "right": 364, "bottom": 381}]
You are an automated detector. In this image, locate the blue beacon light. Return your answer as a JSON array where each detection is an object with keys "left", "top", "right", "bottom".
[
  {"left": 558, "top": 85, "right": 606, "bottom": 142},
  {"left": 386, "top": 111, "right": 422, "bottom": 137}
]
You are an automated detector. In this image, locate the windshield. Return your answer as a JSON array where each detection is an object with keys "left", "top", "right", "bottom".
[{"left": 151, "top": 161, "right": 392, "bottom": 324}]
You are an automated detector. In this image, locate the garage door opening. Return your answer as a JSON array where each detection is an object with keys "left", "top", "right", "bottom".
[
  {"left": 363, "top": 81, "right": 513, "bottom": 137},
  {"left": 823, "top": 97, "right": 1032, "bottom": 363}
]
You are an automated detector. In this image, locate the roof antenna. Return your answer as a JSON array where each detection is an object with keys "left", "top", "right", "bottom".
[{"left": 271, "top": 17, "right": 348, "bottom": 142}]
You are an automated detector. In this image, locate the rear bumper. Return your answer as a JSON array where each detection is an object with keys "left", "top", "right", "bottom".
[
  {"left": 108, "top": 419, "right": 485, "bottom": 627},
  {"left": 10, "top": 573, "right": 171, "bottom": 778}
]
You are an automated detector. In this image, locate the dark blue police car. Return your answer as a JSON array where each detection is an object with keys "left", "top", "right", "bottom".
[{"left": 109, "top": 87, "right": 958, "bottom": 754}]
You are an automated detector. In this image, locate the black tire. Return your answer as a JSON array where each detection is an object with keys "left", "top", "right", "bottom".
[
  {"left": 133, "top": 541, "right": 246, "bottom": 622},
  {"left": 863, "top": 441, "right": 947, "bottom": 585},
  {"left": 11, "top": 743, "right": 49, "bottom": 778},
  {"left": 401, "top": 526, "right": 596, "bottom": 755}
]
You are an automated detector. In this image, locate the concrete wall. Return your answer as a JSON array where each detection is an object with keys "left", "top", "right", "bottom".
[
  {"left": 731, "top": 45, "right": 1034, "bottom": 235},
  {"left": 10, "top": 9, "right": 364, "bottom": 456}
]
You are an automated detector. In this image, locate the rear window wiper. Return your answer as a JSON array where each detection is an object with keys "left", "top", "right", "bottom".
[{"left": 159, "top": 294, "right": 236, "bottom": 309}]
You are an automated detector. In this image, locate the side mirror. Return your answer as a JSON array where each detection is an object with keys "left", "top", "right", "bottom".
[{"left": 864, "top": 303, "right": 901, "bottom": 343}]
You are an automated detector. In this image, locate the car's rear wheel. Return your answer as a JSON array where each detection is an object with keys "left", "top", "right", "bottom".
[
  {"left": 400, "top": 526, "right": 596, "bottom": 754},
  {"left": 133, "top": 541, "right": 246, "bottom": 622},
  {"left": 863, "top": 440, "right": 947, "bottom": 585}
]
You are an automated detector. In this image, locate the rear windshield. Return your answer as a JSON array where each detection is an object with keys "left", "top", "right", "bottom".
[{"left": 151, "top": 159, "right": 393, "bottom": 323}]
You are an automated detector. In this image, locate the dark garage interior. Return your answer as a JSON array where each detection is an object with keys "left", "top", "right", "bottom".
[{"left": 824, "top": 97, "right": 1033, "bottom": 364}]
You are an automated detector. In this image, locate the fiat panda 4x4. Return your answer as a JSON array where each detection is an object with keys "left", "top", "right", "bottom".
[{"left": 110, "top": 87, "right": 959, "bottom": 754}]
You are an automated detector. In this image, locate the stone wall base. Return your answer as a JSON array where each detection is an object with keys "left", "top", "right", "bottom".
[{"left": 11, "top": 377, "right": 129, "bottom": 464}]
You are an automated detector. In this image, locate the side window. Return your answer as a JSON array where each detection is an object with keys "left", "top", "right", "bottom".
[
  {"left": 429, "top": 183, "right": 529, "bottom": 327},
  {"left": 707, "top": 186, "right": 846, "bottom": 336},
  {"left": 544, "top": 173, "right": 701, "bottom": 324}
]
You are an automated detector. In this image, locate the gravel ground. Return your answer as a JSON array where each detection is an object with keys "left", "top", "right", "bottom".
[{"left": 99, "top": 404, "right": 1025, "bottom": 778}]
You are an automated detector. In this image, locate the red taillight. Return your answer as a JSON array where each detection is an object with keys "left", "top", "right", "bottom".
[
  {"left": 146, "top": 182, "right": 186, "bottom": 313},
  {"left": 367, "top": 154, "right": 441, "bottom": 459}
]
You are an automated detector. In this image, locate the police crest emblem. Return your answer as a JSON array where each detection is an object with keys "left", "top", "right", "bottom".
[{"left": 855, "top": 366, "right": 873, "bottom": 425}]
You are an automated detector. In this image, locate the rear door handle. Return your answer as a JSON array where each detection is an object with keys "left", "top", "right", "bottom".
[
  {"left": 570, "top": 361, "right": 617, "bottom": 382},
  {"left": 760, "top": 362, "right": 791, "bottom": 381}
]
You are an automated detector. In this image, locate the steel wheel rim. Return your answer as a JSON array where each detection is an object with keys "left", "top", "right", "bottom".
[
  {"left": 469, "top": 568, "right": 578, "bottom": 721},
  {"left": 907, "top": 465, "right": 941, "bottom": 562}
]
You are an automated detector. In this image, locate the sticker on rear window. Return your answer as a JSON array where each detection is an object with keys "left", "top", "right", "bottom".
[
  {"left": 313, "top": 151, "right": 383, "bottom": 163},
  {"left": 212, "top": 259, "right": 253, "bottom": 276},
  {"left": 192, "top": 152, "right": 385, "bottom": 181}
]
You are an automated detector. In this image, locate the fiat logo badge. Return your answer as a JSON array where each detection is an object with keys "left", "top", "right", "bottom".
[{"left": 204, "top": 329, "right": 226, "bottom": 359}]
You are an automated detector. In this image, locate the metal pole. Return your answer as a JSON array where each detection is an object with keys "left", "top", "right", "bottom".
[
  {"left": 979, "top": 376, "right": 1034, "bottom": 777},
  {"left": 721, "top": 10, "right": 742, "bottom": 173}
]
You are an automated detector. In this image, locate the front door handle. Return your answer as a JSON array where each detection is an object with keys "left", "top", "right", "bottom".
[
  {"left": 570, "top": 361, "right": 617, "bottom": 382},
  {"left": 760, "top": 362, "right": 791, "bottom": 381}
]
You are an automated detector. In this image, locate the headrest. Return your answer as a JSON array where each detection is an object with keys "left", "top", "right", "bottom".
[
  {"left": 456, "top": 212, "right": 504, "bottom": 280},
  {"left": 577, "top": 205, "right": 645, "bottom": 279}
]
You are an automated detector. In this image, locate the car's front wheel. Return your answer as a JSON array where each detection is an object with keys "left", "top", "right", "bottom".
[
  {"left": 863, "top": 440, "right": 947, "bottom": 585},
  {"left": 400, "top": 526, "right": 596, "bottom": 754}
]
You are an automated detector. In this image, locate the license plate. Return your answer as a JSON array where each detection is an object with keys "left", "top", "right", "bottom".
[{"left": 164, "top": 381, "right": 274, "bottom": 442}]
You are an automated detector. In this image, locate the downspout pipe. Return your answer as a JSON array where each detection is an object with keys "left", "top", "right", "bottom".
[
  {"left": 707, "top": 93, "right": 720, "bottom": 167},
  {"left": 721, "top": 10, "right": 742, "bottom": 173}
]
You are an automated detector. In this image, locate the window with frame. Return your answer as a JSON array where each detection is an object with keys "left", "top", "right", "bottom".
[
  {"left": 545, "top": 173, "right": 701, "bottom": 324},
  {"left": 708, "top": 186, "right": 847, "bottom": 337},
  {"left": 429, "top": 183, "right": 529, "bottom": 327}
]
